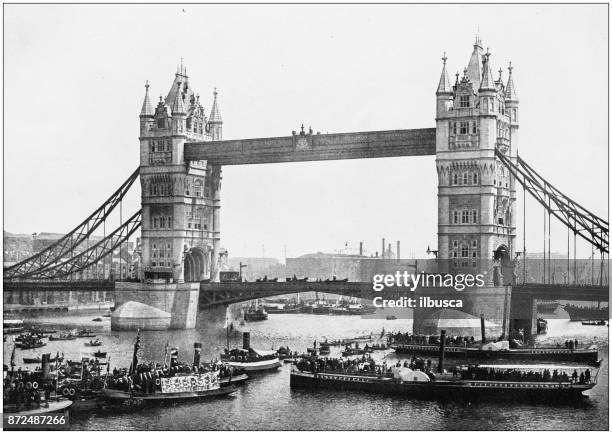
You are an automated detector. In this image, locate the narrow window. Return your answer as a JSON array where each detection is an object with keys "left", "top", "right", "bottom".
[
  {"left": 462, "top": 172, "right": 468, "bottom": 185},
  {"left": 453, "top": 211, "right": 459, "bottom": 224},
  {"left": 453, "top": 173, "right": 458, "bottom": 185},
  {"left": 461, "top": 210, "right": 469, "bottom": 224},
  {"left": 471, "top": 210, "right": 478, "bottom": 223},
  {"left": 473, "top": 173, "right": 478, "bottom": 184}
]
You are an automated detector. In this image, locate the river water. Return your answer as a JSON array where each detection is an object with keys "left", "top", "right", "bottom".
[{"left": 4, "top": 311, "right": 608, "bottom": 430}]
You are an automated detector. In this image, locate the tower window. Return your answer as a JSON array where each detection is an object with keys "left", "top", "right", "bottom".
[
  {"left": 459, "top": 122, "right": 468, "bottom": 134},
  {"left": 473, "top": 173, "right": 478, "bottom": 184},
  {"left": 459, "top": 95, "right": 470, "bottom": 108},
  {"left": 461, "top": 245, "right": 469, "bottom": 258},
  {"left": 453, "top": 211, "right": 459, "bottom": 224},
  {"left": 453, "top": 122, "right": 457, "bottom": 134},
  {"left": 452, "top": 173, "right": 458, "bottom": 185},
  {"left": 462, "top": 172, "right": 468, "bottom": 185},
  {"left": 157, "top": 118, "right": 165, "bottom": 129},
  {"left": 461, "top": 210, "right": 469, "bottom": 224},
  {"left": 471, "top": 210, "right": 478, "bottom": 223},
  {"left": 471, "top": 240, "right": 477, "bottom": 249},
  {"left": 471, "top": 122, "right": 477, "bottom": 134}
]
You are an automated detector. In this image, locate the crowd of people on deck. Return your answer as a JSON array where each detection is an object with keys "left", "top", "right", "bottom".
[
  {"left": 295, "top": 354, "right": 437, "bottom": 378},
  {"left": 222, "top": 348, "right": 278, "bottom": 362},
  {"left": 295, "top": 354, "right": 594, "bottom": 386},
  {"left": 389, "top": 332, "right": 477, "bottom": 346},
  {"left": 459, "top": 365, "right": 592, "bottom": 384},
  {"left": 106, "top": 359, "right": 240, "bottom": 393}
]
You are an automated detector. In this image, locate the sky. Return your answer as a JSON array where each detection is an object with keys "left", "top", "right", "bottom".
[{"left": 3, "top": 4, "right": 608, "bottom": 261}]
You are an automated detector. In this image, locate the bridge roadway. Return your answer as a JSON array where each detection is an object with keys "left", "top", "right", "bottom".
[
  {"left": 184, "top": 128, "right": 437, "bottom": 165},
  {"left": 3, "top": 280, "right": 608, "bottom": 307},
  {"left": 198, "top": 281, "right": 610, "bottom": 308}
]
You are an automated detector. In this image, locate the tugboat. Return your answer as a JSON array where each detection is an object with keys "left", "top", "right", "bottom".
[
  {"left": 4, "top": 353, "right": 73, "bottom": 416},
  {"left": 220, "top": 332, "right": 281, "bottom": 372},
  {"left": 101, "top": 335, "right": 243, "bottom": 405},
  {"left": 243, "top": 303, "right": 268, "bottom": 322}
]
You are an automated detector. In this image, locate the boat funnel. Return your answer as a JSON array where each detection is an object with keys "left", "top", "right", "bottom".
[
  {"left": 243, "top": 332, "right": 251, "bottom": 350},
  {"left": 41, "top": 353, "right": 51, "bottom": 380},
  {"left": 437, "top": 330, "right": 446, "bottom": 374},
  {"left": 193, "top": 342, "right": 202, "bottom": 368},
  {"left": 480, "top": 314, "right": 486, "bottom": 343},
  {"left": 170, "top": 348, "right": 179, "bottom": 368}
]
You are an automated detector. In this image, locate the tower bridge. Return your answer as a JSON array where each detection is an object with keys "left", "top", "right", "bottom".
[{"left": 4, "top": 38, "right": 608, "bottom": 334}]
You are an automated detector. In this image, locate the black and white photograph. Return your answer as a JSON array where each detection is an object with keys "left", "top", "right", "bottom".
[{"left": 2, "top": 2, "right": 609, "bottom": 431}]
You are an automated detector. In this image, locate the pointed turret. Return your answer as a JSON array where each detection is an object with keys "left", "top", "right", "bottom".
[
  {"left": 209, "top": 88, "right": 222, "bottom": 124},
  {"left": 140, "top": 81, "right": 154, "bottom": 117},
  {"left": 466, "top": 35, "right": 484, "bottom": 86},
  {"left": 505, "top": 62, "right": 518, "bottom": 101},
  {"left": 171, "top": 82, "right": 187, "bottom": 115},
  {"left": 479, "top": 50, "right": 496, "bottom": 91},
  {"left": 436, "top": 53, "right": 453, "bottom": 95},
  {"left": 208, "top": 88, "right": 223, "bottom": 140}
]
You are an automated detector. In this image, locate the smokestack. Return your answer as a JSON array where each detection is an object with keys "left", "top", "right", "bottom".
[
  {"left": 359, "top": 242, "right": 363, "bottom": 256},
  {"left": 193, "top": 342, "right": 202, "bottom": 368},
  {"left": 388, "top": 243, "right": 391, "bottom": 259},
  {"left": 397, "top": 241, "right": 400, "bottom": 262},
  {"left": 480, "top": 314, "right": 486, "bottom": 343},
  {"left": 170, "top": 348, "right": 179, "bottom": 368},
  {"left": 437, "top": 330, "right": 446, "bottom": 373},
  {"left": 41, "top": 353, "right": 51, "bottom": 380},
  {"left": 243, "top": 332, "right": 251, "bottom": 350},
  {"left": 382, "top": 238, "right": 385, "bottom": 258}
]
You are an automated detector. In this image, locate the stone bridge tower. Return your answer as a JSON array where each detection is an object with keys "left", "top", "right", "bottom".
[
  {"left": 435, "top": 37, "right": 519, "bottom": 285},
  {"left": 138, "top": 64, "right": 223, "bottom": 284}
]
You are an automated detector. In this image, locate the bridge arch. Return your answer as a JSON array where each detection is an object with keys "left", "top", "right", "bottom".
[{"left": 184, "top": 247, "right": 208, "bottom": 282}]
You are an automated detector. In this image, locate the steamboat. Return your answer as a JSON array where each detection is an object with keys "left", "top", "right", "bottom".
[
  {"left": 291, "top": 330, "right": 599, "bottom": 402},
  {"left": 221, "top": 332, "right": 281, "bottom": 372},
  {"left": 101, "top": 337, "right": 244, "bottom": 405},
  {"left": 290, "top": 360, "right": 597, "bottom": 402}
]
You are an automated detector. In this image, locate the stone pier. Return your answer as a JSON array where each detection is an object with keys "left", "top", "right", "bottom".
[
  {"left": 112, "top": 282, "right": 200, "bottom": 330},
  {"left": 411, "top": 285, "right": 512, "bottom": 338}
]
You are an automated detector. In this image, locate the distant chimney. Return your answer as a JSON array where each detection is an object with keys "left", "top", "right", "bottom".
[
  {"left": 382, "top": 238, "right": 385, "bottom": 258},
  {"left": 388, "top": 243, "right": 391, "bottom": 259},
  {"left": 397, "top": 241, "right": 400, "bottom": 262},
  {"left": 359, "top": 242, "right": 363, "bottom": 256}
]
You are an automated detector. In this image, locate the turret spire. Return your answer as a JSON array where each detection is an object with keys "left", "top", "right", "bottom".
[
  {"left": 479, "top": 49, "right": 496, "bottom": 90},
  {"left": 140, "top": 81, "right": 154, "bottom": 117},
  {"left": 171, "top": 82, "right": 186, "bottom": 115},
  {"left": 209, "top": 88, "right": 222, "bottom": 124},
  {"left": 466, "top": 35, "right": 484, "bottom": 85},
  {"left": 505, "top": 62, "right": 518, "bottom": 101},
  {"left": 436, "top": 53, "right": 453, "bottom": 95}
]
